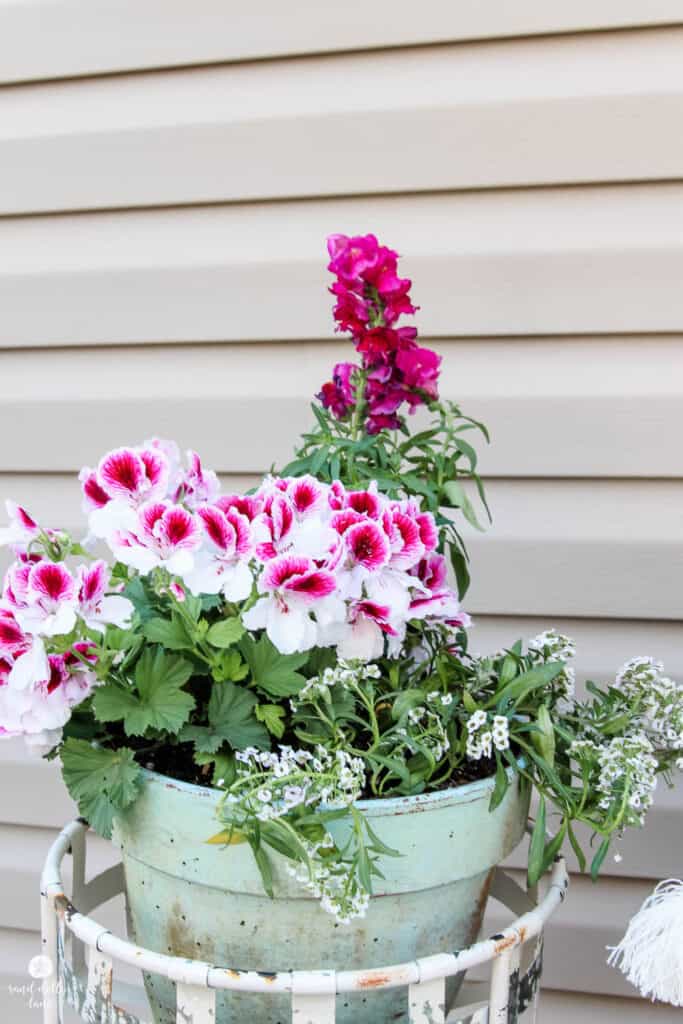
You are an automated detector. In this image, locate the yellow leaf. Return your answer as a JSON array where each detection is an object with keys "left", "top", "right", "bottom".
[{"left": 206, "top": 829, "right": 246, "bottom": 846}]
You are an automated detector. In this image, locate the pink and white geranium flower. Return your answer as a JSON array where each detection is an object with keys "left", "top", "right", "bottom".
[
  {"left": 243, "top": 555, "right": 337, "bottom": 654},
  {"left": 337, "top": 600, "right": 399, "bottom": 661},
  {"left": 184, "top": 505, "right": 254, "bottom": 601},
  {"left": 175, "top": 451, "right": 220, "bottom": 509},
  {"left": 77, "top": 561, "right": 134, "bottom": 631},
  {"left": 83, "top": 443, "right": 172, "bottom": 538},
  {"left": 0, "top": 500, "right": 41, "bottom": 551},
  {"left": 112, "top": 501, "right": 202, "bottom": 576},
  {"left": 11, "top": 561, "right": 78, "bottom": 638}
]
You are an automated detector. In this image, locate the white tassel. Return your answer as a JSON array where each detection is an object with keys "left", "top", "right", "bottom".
[{"left": 608, "top": 879, "right": 683, "bottom": 1006}]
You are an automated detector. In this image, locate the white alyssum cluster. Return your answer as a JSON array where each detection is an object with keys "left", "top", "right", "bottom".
[
  {"left": 528, "top": 629, "right": 577, "bottom": 712},
  {"left": 571, "top": 732, "right": 658, "bottom": 827},
  {"left": 285, "top": 834, "right": 371, "bottom": 925},
  {"left": 465, "top": 710, "right": 510, "bottom": 761},
  {"left": 292, "top": 661, "right": 381, "bottom": 708},
  {"left": 227, "top": 744, "right": 366, "bottom": 823},
  {"left": 398, "top": 701, "right": 450, "bottom": 762},
  {"left": 615, "top": 658, "right": 683, "bottom": 763}
]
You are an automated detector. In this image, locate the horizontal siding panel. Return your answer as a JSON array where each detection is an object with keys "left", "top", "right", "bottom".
[
  {"left": 471, "top": 616, "right": 683, "bottom": 684},
  {"left": 3, "top": 29, "right": 683, "bottom": 213},
  {"left": 464, "top": 480, "right": 683, "bottom": 620},
  {"left": 0, "top": 475, "right": 680, "bottom": 619},
  {"left": 2, "top": 185, "right": 683, "bottom": 346},
  {"left": 1, "top": 3, "right": 682, "bottom": 84},
  {"left": 0, "top": 337, "right": 681, "bottom": 477},
  {"left": 538, "top": 990, "right": 681, "bottom": 1023}
]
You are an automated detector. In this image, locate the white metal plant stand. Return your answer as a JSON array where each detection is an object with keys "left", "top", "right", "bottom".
[{"left": 40, "top": 819, "right": 568, "bottom": 1024}]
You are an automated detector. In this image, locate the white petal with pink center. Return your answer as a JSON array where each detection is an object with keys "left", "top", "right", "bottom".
[
  {"left": 0, "top": 500, "right": 40, "bottom": 549},
  {"left": 13, "top": 561, "right": 78, "bottom": 638},
  {"left": 77, "top": 561, "right": 134, "bottom": 631},
  {"left": 7, "top": 636, "right": 49, "bottom": 691},
  {"left": 112, "top": 502, "right": 201, "bottom": 577},
  {"left": 243, "top": 555, "right": 337, "bottom": 654}
]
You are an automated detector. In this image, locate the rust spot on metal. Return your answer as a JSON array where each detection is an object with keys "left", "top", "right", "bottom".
[
  {"left": 358, "top": 972, "right": 391, "bottom": 988},
  {"left": 518, "top": 925, "right": 527, "bottom": 943},
  {"left": 257, "top": 971, "right": 277, "bottom": 983},
  {"left": 494, "top": 933, "right": 517, "bottom": 953},
  {"left": 225, "top": 969, "right": 241, "bottom": 979}
]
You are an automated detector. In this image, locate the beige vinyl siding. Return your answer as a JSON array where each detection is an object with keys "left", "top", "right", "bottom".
[{"left": 0, "top": 11, "right": 681, "bottom": 1023}]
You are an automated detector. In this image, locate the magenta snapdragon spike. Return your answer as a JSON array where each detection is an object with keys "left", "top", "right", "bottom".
[{"left": 318, "top": 233, "right": 442, "bottom": 433}]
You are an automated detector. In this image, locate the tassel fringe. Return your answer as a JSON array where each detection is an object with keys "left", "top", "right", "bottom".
[{"left": 608, "top": 878, "right": 683, "bottom": 1006}]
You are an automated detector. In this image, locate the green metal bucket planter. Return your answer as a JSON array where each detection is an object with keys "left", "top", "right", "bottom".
[{"left": 113, "top": 769, "right": 530, "bottom": 1024}]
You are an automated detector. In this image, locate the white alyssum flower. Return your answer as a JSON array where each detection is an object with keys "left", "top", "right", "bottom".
[
  {"left": 528, "top": 629, "right": 577, "bottom": 711},
  {"left": 466, "top": 710, "right": 510, "bottom": 761},
  {"left": 570, "top": 732, "right": 658, "bottom": 828}
]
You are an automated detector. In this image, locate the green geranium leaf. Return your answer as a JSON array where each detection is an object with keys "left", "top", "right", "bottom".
[
  {"left": 143, "top": 616, "right": 194, "bottom": 651},
  {"left": 240, "top": 635, "right": 308, "bottom": 697},
  {"left": 60, "top": 739, "right": 142, "bottom": 839},
  {"left": 93, "top": 648, "right": 195, "bottom": 736},
  {"left": 182, "top": 682, "right": 269, "bottom": 754},
  {"left": 255, "top": 703, "right": 286, "bottom": 739},
  {"left": 206, "top": 618, "right": 245, "bottom": 649}
]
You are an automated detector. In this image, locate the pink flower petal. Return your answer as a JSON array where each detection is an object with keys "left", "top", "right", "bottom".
[
  {"left": 28, "top": 561, "right": 75, "bottom": 604},
  {"left": 98, "top": 447, "right": 146, "bottom": 500}
]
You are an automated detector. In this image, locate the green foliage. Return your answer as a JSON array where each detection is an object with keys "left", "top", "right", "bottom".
[
  {"left": 61, "top": 739, "right": 142, "bottom": 838},
  {"left": 240, "top": 634, "right": 308, "bottom": 697},
  {"left": 280, "top": 398, "right": 490, "bottom": 598},
  {"left": 93, "top": 647, "right": 195, "bottom": 736},
  {"left": 182, "top": 682, "right": 269, "bottom": 755}
]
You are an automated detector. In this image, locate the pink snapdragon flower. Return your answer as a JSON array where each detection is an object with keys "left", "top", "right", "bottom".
[
  {"left": 318, "top": 233, "right": 442, "bottom": 434},
  {"left": 184, "top": 505, "right": 254, "bottom": 601},
  {"left": 243, "top": 555, "right": 337, "bottom": 654}
]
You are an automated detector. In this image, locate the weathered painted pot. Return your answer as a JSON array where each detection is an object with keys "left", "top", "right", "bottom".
[{"left": 113, "top": 769, "right": 529, "bottom": 1024}]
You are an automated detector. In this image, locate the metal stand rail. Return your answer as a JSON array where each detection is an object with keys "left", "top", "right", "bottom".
[{"left": 40, "top": 819, "right": 568, "bottom": 1024}]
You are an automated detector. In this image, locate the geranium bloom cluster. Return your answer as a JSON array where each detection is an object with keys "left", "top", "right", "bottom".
[
  {"left": 80, "top": 442, "right": 466, "bottom": 660},
  {"left": 318, "top": 233, "right": 442, "bottom": 433},
  {"left": 0, "top": 504, "right": 133, "bottom": 754},
  {"left": 0, "top": 440, "right": 468, "bottom": 753}
]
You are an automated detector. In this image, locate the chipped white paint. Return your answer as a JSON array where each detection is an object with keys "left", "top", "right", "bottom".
[
  {"left": 41, "top": 820, "right": 566, "bottom": 1023},
  {"left": 409, "top": 976, "right": 446, "bottom": 1023},
  {"left": 82, "top": 950, "right": 114, "bottom": 1023},
  {"left": 175, "top": 984, "right": 216, "bottom": 1024}
]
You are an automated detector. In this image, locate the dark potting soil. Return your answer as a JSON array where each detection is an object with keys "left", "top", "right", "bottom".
[{"left": 134, "top": 738, "right": 497, "bottom": 796}]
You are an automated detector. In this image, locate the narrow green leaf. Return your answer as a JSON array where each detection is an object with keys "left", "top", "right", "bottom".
[
  {"left": 590, "top": 837, "right": 611, "bottom": 881},
  {"left": 527, "top": 796, "right": 547, "bottom": 886},
  {"left": 489, "top": 755, "right": 509, "bottom": 812}
]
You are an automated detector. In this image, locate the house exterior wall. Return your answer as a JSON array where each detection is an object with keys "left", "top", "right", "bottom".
[{"left": 0, "top": 5, "right": 681, "bottom": 1020}]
